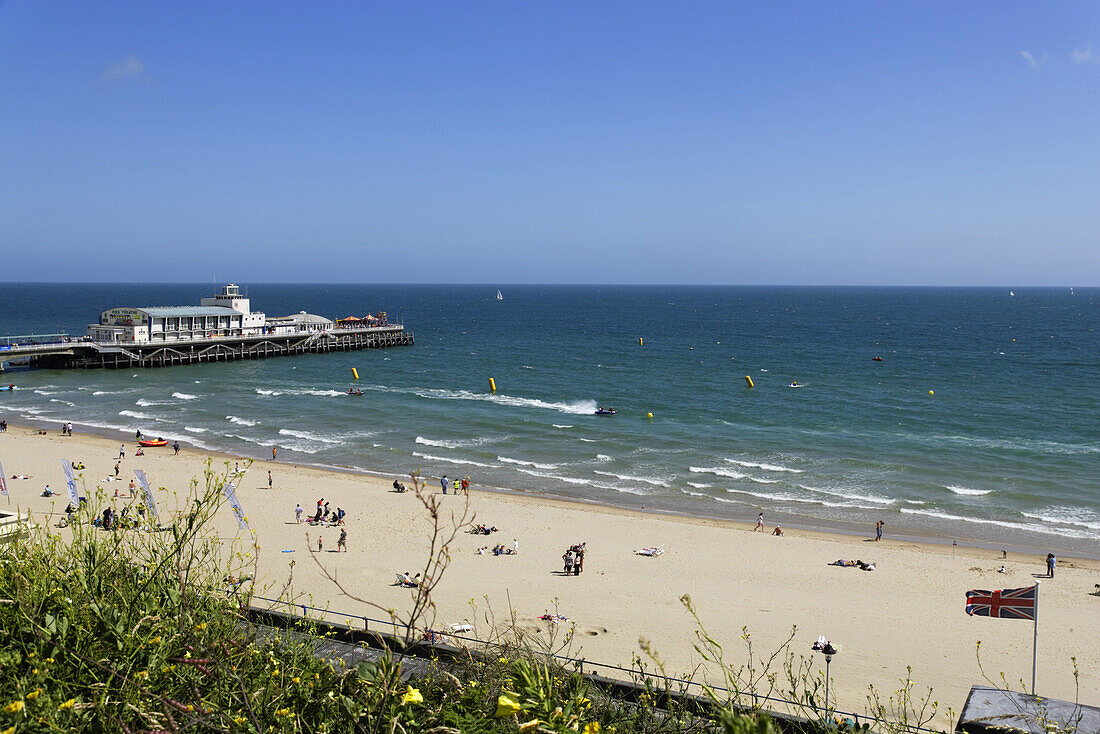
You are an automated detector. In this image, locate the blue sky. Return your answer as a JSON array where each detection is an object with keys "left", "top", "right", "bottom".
[{"left": 1, "top": 2, "right": 1097, "bottom": 284}]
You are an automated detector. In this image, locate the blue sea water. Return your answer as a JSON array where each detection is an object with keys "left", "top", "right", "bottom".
[{"left": 1, "top": 284, "right": 1097, "bottom": 556}]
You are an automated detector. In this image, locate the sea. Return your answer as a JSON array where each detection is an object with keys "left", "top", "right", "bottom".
[{"left": 1, "top": 284, "right": 1097, "bottom": 557}]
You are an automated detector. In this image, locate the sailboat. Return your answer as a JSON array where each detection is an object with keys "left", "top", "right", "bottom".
[{"left": 496, "top": 289, "right": 503, "bottom": 301}]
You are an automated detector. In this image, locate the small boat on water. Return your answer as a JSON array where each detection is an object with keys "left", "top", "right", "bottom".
[
  {"left": 346, "top": 389, "right": 364, "bottom": 396},
  {"left": 0, "top": 385, "right": 16, "bottom": 392},
  {"left": 496, "top": 289, "right": 503, "bottom": 301},
  {"left": 594, "top": 407, "right": 617, "bottom": 416},
  {"left": 138, "top": 439, "right": 168, "bottom": 447}
]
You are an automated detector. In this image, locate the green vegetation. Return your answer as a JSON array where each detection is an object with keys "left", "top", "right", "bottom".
[{"left": 3, "top": 462, "right": 1068, "bottom": 734}]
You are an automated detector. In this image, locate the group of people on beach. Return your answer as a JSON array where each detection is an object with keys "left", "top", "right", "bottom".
[
  {"left": 440, "top": 475, "right": 471, "bottom": 495},
  {"left": 562, "top": 543, "right": 586, "bottom": 575},
  {"left": 296, "top": 498, "right": 347, "bottom": 554}
]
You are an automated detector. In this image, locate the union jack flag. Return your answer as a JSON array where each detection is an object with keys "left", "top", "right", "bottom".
[{"left": 965, "top": 585, "right": 1037, "bottom": 620}]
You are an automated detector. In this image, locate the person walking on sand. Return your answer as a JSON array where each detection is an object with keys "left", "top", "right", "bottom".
[
  {"left": 1046, "top": 553, "right": 1056, "bottom": 578},
  {"left": 337, "top": 528, "right": 347, "bottom": 552},
  {"left": 295, "top": 504, "right": 303, "bottom": 523},
  {"left": 114, "top": 461, "right": 120, "bottom": 477},
  {"left": 441, "top": 475, "right": 448, "bottom": 494},
  {"left": 462, "top": 477, "right": 470, "bottom": 495},
  {"left": 317, "top": 536, "right": 323, "bottom": 553},
  {"left": 267, "top": 470, "right": 273, "bottom": 489},
  {"left": 129, "top": 478, "right": 136, "bottom": 498},
  {"left": 119, "top": 444, "right": 125, "bottom": 460},
  {"left": 875, "top": 520, "right": 884, "bottom": 541},
  {"left": 755, "top": 513, "right": 765, "bottom": 532},
  {"left": 173, "top": 441, "right": 180, "bottom": 455}
]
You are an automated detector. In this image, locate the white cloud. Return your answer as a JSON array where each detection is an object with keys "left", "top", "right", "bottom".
[
  {"left": 100, "top": 55, "right": 147, "bottom": 82},
  {"left": 1072, "top": 47, "right": 1097, "bottom": 63},
  {"left": 1019, "top": 50, "right": 1041, "bottom": 69}
]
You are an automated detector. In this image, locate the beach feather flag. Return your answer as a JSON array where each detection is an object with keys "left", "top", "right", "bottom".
[
  {"left": 133, "top": 469, "right": 157, "bottom": 522},
  {"left": 223, "top": 481, "right": 249, "bottom": 530},
  {"left": 61, "top": 459, "right": 79, "bottom": 506},
  {"left": 965, "top": 585, "right": 1037, "bottom": 620}
]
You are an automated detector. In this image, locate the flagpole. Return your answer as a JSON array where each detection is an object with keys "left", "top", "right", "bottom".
[{"left": 1032, "top": 580, "right": 1040, "bottom": 695}]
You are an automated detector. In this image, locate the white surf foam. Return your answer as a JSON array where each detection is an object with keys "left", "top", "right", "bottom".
[
  {"left": 412, "top": 452, "right": 496, "bottom": 468},
  {"left": 184, "top": 426, "right": 208, "bottom": 433},
  {"left": 594, "top": 454, "right": 613, "bottom": 462},
  {"left": 255, "top": 388, "right": 283, "bottom": 396},
  {"left": 498, "top": 456, "right": 558, "bottom": 470},
  {"left": 119, "top": 410, "right": 158, "bottom": 421},
  {"left": 724, "top": 458, "right": 803, "bottom": 473},
  {"left": 172, "top": 392, "right": 198, "bottom": 400},
  {"left": 34, "top": 389, "right": 57, "bottom": 395},
  {"left": 946, "top": 485, "right": 993, "bottom": 496},
  {"left": 403, "top": 386, "right": 597, "bottom": 415},
  {"left": 552, "top": 424, "right": 573, "bottom": 429},
  {"left": 226, "top": 415, "right": 258, "bottom": 427},
  {"left": 49, "top": 399, "right": 76, "bottom": 407},
  {"left": 278, "top": 428, "right": 342, "bottom": 444},
  {"left": 593, "top": 470, "right": 671, "bottom": 488},
  {"left": 795, "top": 483, "right": 895, "bottom": 506},
  {"left": 135, "top": 398, "right": 170, "bottom": 407},
  {"left": 686, "top": 482, "right": 712, "bottom": 489},
  {"left": 579, "top": 438, "right": 597, "bottom": 443},
  {"left": 689, "top": 466, "right": 748, "bottom": 480},
  {"left": 415, "top": 435, "right": 494, "bottom": 450}
]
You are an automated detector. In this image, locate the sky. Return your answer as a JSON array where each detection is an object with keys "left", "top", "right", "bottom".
[{"left": 1, "top": 2, "right": 1098, "bottom": 285}]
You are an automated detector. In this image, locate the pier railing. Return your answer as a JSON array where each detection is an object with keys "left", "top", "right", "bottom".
[{"left": 247, "top": 593, "right": 938, "bottom": 733}]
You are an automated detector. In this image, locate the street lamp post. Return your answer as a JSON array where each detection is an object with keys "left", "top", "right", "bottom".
[{"left": 813, "top": 639, "right": 839, "bottom": 723}]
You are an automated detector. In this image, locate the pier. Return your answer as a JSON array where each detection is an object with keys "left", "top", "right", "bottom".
[{"left": 0, "top": 325, "right": 412, "bottom": 371}]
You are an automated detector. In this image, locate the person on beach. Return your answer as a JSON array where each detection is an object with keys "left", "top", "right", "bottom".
[
  {"left": 129, "top": 478, "right": 136, "bottom": 497},
  {"left": 272, "top": 447, "right": 277, "bottom": 460},
  {"left": 118, "top": 444, "right": 125, "bottom": 460},
  {"left": 755, "top": 513, "right": 764, "bottom": 532},
  {"left": 772, "top": 526, "right": 784, "bottom": 536},
  {"left": 295, "top": 504, "right": 303, "bottom": 523},
  {"left": 1046, "top": 553, "right": 1056, "bottom": 577},
  {"left": 876, "top": 520, "right": 884, "bottom": 541},
  {"left": 267, "top": 470, "right": 273, "bottom": 489},
  {"left": 563, "top": 550, "right": 574, "bottom": 575},
  {"left": 337, "top": 528, "right": 347, "bottom": 552},
  {"left": 317, "top": 536, "right": 323, "bottom": 553},
  {"left": 462, "top": 477, "right": 470, "bottom": 495},
  {"left": 441, "top": 475, "right": 448, "bottom": 494},
  {"left": 114, "top": 461, "right": 120, "bottom": 477},
  {"left": 136, "top": 429, "right": 142, "bottom": 440},
  {"left": 173, "top": 441, "right": 180, "bottom": 455},
  {"left": 513, "top": 538, "right": 519, "bottom": 555}
]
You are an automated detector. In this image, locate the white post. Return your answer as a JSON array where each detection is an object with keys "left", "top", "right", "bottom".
[{"left": 1032, "top": 581, "right": 1040, "bottom": 695}]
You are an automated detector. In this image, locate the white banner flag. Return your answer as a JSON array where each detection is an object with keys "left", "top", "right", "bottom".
[
  {"left": 223, "top": 482, "right": 248, "bottom": 530},
  {"left": 61, "top": 459, "right": 79, "bottom": 506},
  {"left": 0, "top": 457, "right": 8, "bottom": 498},
  {"left": 133, "top": 469, "right": 157, "bottom": 522}
]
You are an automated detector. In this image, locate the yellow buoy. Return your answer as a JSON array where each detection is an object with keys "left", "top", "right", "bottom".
[
  {"left": 488, "top": 377, "right": 496, "bottom": 393},
  {"left": 647, "top": 412, "right": 653, "bottom": 419},
  {"left": 351, "top": 368, "right": 359, "bottom": 380},
  {"left": 745, "top": 375, "right": 754, "bottom": 388},
  {"left": 928, "top": 390, "right": 934, "bottom": 395},
  {"left": 638, "top": 337, "right": 643, "bottom": 346}
]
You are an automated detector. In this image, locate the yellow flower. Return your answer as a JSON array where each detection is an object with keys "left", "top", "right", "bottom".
[
  {"left": 148, "top": 636, "right": 162, "bottom": 646},
  {"left": 499, "top": 657, "right": 510, "bottom": 664},
  {"left": 519, "top": 719, "right": 540, "bottom": 732},
  {"left": 194, "top": 623, "right": 207, "bottom": 631},
  {"left": 291, "top": 676, "right": 300, "bottom": 683},
  {"left": 136, "top": 670, "right": 149, "bottom": 681},
  {"left": 400, "top": 686, "right": 423, "bottom": 706},
  {"left": 25, "top": 689, "right": 41, "bottom": 701},
  {"left": 234, "top": 716, "right": 247, "bottom": 724},
  {"left": 275, "top": 708, "right": 291, "bottom": 716},
  {"left": 2, "top": 726, "right": 13, "bottom": 734},
  {"left": 44, "top": 658, "right": 54, "bottom": 664},
  {"left": 58, "top": 699, "right": 76, "bottom": 711},
  {"left": 578, "top": 696, "right": 591, "bottom": 709},
  {"left": 271, "top": 669, "right": 280, "bottom": 676},
  {"left": 496, "top": 694, "right": 521, "bottom": 717},
  {"left": 2, "top": 700, "right": 24, "bottom": 714},
  {"left": 584, "top": 722, "right": 601, "bottom": 734}
]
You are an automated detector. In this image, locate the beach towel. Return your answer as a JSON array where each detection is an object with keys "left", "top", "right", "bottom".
[{"left": 634, "top": 545, "right": 665, "bottom": 556}]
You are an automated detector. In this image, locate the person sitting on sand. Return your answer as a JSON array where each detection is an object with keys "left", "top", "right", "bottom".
[
  {"left": 399, "top": 572, "right": 420, "bottom": 587},
  {"left": 772, "top": 526, "right": 784, "bottom": 536}
]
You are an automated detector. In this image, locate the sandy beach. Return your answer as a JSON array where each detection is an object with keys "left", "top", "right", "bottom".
[{"left": 2, "top": 423, "right": 1097, "bottom": 725}]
